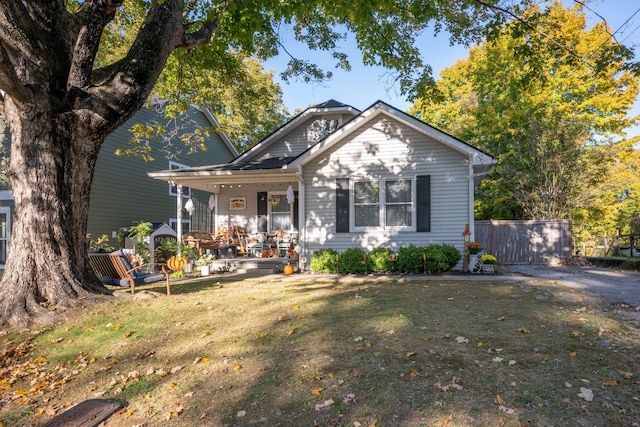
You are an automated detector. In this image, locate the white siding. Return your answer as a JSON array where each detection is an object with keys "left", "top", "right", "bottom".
[
  {"left": 243, "top": 114, "right": 351, "bottom": 160},
  {"left": 302, "top": 116, "right": 471, "bottom": 260}
]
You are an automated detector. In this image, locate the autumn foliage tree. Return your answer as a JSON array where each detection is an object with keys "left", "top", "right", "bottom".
[
  {"left": 0, "top": 0, "right": 519, "bottom": 328},
  {"left": 411, "top": 1, "right": 640, "bottom": 221}
]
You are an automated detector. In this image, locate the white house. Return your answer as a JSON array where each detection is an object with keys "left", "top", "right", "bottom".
[{"left": 148, "top": 100, "right": 496, "bottom": 269}]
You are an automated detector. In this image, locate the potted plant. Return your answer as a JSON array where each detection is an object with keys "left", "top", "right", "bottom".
[
  {"left": 195, "top": 254, "right": 216, "bottom": 276},
  {"left": 480, "top": 254, "right": 497, "bottom": 273},
  {"left": 468, "top": 242, "right": 482, "bottom": 254}
]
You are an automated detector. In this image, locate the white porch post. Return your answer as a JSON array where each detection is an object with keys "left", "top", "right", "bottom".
[{"left": 176, "top": 183, "right": 183, "bottom": 257}]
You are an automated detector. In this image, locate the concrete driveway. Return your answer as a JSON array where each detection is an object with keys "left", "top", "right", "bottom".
[{"left": 504, "top": 264, "right": 640, "bottom": 308}]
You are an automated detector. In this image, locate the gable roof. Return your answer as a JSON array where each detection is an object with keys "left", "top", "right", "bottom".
[
  {"left": 148, "top": 100, "right": 495, "bottom": 190},
  {"left": 231, "top": 99, "right": 360, "bottom": 164}
]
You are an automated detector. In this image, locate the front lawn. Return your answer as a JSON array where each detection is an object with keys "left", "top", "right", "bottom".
[{"left": 1, "top": 275, "right": 638, "bottom": 426}]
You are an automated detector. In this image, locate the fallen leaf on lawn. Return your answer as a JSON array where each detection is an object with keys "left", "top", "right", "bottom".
[
  {"left": 287, "top": 328, "right": 297, "bottom": 335},
  {"left": 314, "top": 399, "right": 334, "bottom": 411},
  {"left": 493, "top": 357, "right": 504, "bottom": 363},
  {"left": 410, "top": 370, "right": 419, "bottom": 377},
  {"left": 166, "top": 382, "right": 176, "bottom": 388},
  {"left": 602, "top": 379, "right": 618, "bottom": 387},
  {"left": 257, "top": 332, "right": 268, "bottom": 339},
  {"left": 170, "top": 366, "right": 183, "bottom": 374},
  {"left": 578, "top": 387, "right": 593, "bottom": 402},
  {"left": 498, "top": 405, "right": 515, "bottom": 414},
  {"left": 201, "top": 357, "right": 212, "bottom": 363},
  {"left": 353, "top": 336, "right": 363, "bottom": 342},
  {"left": 124, "top": 331, "right": 132, "bottom": 338},
  {"left": 232, "top": 365, "right": 241, "bottom": 371},
  {"left": 569, "top": 351, "right": 577, "bottom": 357},
  {"left": 201, "top": 329, "right": 212, "bottom": 336},
  {"left": 406, "top": 351, "right": 416, "bottom": 357},
  {"left": 498, "top": 316, "right": 506, "bottom": 321},
  {"left": 113, "top": 324, "right": 121, "bottom": 330},
  {"left": 422, "top": 335, "right": 432, "bottom": 341},
  {"left": 455, "top": 336, "right": 469, "bottom": 344},
  {"left": 293, "top": 305, "right": 300, "bottom": 310},
  {"left": 477, "top": 342, "right": 483, "bottom": 347},
  {"left": 442, "top": 414, "right": 454, "bottom": 425},
  {"left": 574, "top": 307, "right": 587, "bottom": 313},
  {"left": 565, "top": 382, "right": 573, "bottom": 388},
  {"left": 617, "top": 370, "right": 633, "bottom": 379},
  {"left": 247, "top": 296, "right": 255, "bottom": 300},
  {"left": 571, "top": 331, "right": 582, "bottom": 337},
  {"left": 495, "top": 394, "right": 504, "bottom": 405},
  {"left": 237, "top": 410, "right": 246, "bottom": 417},
  {"left": 311, "top": 387, "right": 323, "bottom": 396},
  {"left": 0, "top": 379, "right": 10, "bottom": 390},
  {"left": 85, "top": 327, "right": 94, "bottom": 332},
  {"left": 508, "top": 360, "right": 516, "bottom": 366},
  {"left": 517, "top": 328, "right": 529, "bottom": 334},
  {"left": 365, "top": 342, "right": 372, "bottom": 347}
]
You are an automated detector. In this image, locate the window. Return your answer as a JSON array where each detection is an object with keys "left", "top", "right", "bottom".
[
  {"left": 352, "top": 178, "right": 415, "bottom": 230},
  {"left": 168, "top": 161, "right": 191, "bottom": 198},
  {"left": 0, "top": 207, "right": 10, "bottom": 267},
  {"left": 169, "top": 218, "right": 191, "bottom": 233},
  {"left": 269, "top": 193, "right": 293, "bottom": 231},
  {"left": 354, "top": 181, "right": 380, "bottom": 227},
  {"left": 385, "top": 179, "right": 413, "bottom": 228}
]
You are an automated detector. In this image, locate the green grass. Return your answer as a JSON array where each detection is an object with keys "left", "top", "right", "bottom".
[{"left": 0, "top": 275, "right": 638, "bottom": 426}]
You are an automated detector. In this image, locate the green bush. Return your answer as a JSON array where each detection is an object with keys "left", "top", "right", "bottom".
[
  {"left": 396, "top": 244, "right": 425, "bottom": 274},
  {"left": 424, "top": 244, "right": 461, "bottom": 273},
  {"left": 310, "top": 248, "right": 339, "bottom": 273},
  {"left": 369, "top": 247, "right": 395, "bottom": 273},
  {"left": 338, "top": 247, "right": 369, "bottom": 274}
]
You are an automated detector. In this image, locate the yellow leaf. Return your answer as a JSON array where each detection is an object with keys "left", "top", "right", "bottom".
[
  {"left": 495, "top": 394, "right": 504, "bottom": 405},
  {"left": 422, "top": 335, "right": 432, "bottom": 341},
  {"left": 410, "top": 370, "right": 419, "bottom": 377},
  {"left": 365, "top": 342, "right": 372, "bottom": 347},
  {"left": 517, "top": 328, "right": 529, "bottom": 334},
  {"left": 32, "top": 356, "right": 47, "bottom": 364},
  {"left": 113, "top": 324, "right": 121, "bottom": 330},
  {"left": 293, "top": 305, "right": 300, "bottom": 310},
  {"left": 201, "top": 330, "right": 212, "bottom": 336},
  {"left": 0, "top": 379, "right": 11, "bottom": 390},
  {"left": 232, "top": 365, "right": 241, "bottom": 371},
  {"left": 311, "top": 387, "right": 323, "bottom": 396},
  {"left": 617, "top": 370, "right": 633, "bottom": 379},
  {"left": 124, "top": 331, "right": 132, "bottom": 338},
  {"left": 89, "top": 357, "right": 96, "bottom": 364},
  {"left": 166, "top": 382, "right": 176, "bottom": 388},
  {"left": 258, "top": 332, "right": 268, "bottom": 339},
  {"left": 569, "top": 351, "right": 577, "bottom": 357},
  {"left": 602, "top": 379, "right": 618, "bottom": 387},
  {"left": 247, "top": 297, "right": 255, "bottom": 301},
  {"left": 328, "top": 373, "right": 334, "bottom": 379},
  {"left": 287, "top": 328, "right": 296, "bottom": 335},
  {"left": 67, "top": 339, "right": 73, "bottom": 344},
  {"left": 85, "top": 327, "right": 94, "bottom": 332},
  {"left": 571, "top": 331, "right": 582, "bottom": 337},
  {"left": 201, "top": 357, "right": 212, "bottom": 363},
  {"left": 443, "top": 415, "right": 454, "bottom": 425},
  {"left": 477, "top": 342, "right": 483, "bottom": 347}
]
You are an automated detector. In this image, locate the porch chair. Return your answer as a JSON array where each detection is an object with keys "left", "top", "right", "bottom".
[{"left": 88, "top": 250, "right": 171, "bottom": 295}]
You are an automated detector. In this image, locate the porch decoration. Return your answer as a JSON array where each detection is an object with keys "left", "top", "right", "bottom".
[
  {"left": 286, "top": 185, "right": 295, "bottom": 204},
  {"left": 184, "top": 198, "right": 194, "bottom": 216},
  {"left": 480, "top": 254, "right": 497, "bottom": 273},
  {"left": 166, "top": 255, "right": 187, "bottom": 271},
  {"left": 468, "top": 242, "right": 482, "bottom": 254},
  {"left": 283, "top": 263, "right": 295, "bottom": 275}
]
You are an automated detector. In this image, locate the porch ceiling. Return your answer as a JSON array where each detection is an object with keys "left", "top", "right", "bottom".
[{"left": 148, "top": 169, "right": 299, "bottom": 193}]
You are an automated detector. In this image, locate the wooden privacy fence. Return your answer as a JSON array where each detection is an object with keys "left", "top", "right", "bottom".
[{"left": 474, "top": 220, "right": 572, "bottom": 265}]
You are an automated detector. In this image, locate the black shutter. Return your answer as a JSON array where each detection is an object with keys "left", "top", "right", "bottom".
[
  {"left": 336, "top": 178, "right": 350, "bottom": 233},
  {"left": 293, "top": 191, "right": 299, "bottom": 232},
  {"left": 416, "top": 175, "right": 431, "bottom": 232},
  {"left": 257, "top": 192, "right": 268, "bottom": 232}
]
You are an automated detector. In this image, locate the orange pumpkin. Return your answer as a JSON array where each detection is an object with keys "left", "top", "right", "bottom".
[
  {"left": 167, "top": 255, "right": 188, "bottom": 271},
  {"left": 283, "top": 263, "right": 295, "bottom": 275},
  {"left": 261, "top": 250, "right": 269, "bottom": 258}
]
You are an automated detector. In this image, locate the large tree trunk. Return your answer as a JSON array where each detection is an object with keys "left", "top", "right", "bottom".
[{"left": 0, "top": 99, "right": 109, "bottom": 329}]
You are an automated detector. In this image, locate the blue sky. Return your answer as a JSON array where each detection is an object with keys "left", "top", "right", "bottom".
[{"left": 264, "top": 0, "right": 640, "bottom": 137}]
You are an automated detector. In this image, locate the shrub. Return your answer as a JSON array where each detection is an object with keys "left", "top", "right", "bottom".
[
  {"left": 424, "top": 244, "right": 462, "bottom": 273},
  {"left": 310, "top": 248, "right": 339, "bottom": 273},
  {"left": 338, "top": 247, "right": 369, "bottom": 274},
  {"left": 396, "top": 245, "right": 425, "bottom": 274},
  {"left": 369, "top": 247, "right": 395, "bottom": 273}
]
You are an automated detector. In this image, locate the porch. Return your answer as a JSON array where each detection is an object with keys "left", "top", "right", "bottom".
[{"left": 205, "top": 256, "right": 299, "bottom": 275}]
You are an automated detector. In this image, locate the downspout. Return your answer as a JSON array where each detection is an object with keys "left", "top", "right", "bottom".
[
  {"left": 468, "top": 156, "right": 475, "bottom": 241},
  {"left": 297, "top": 165, "right": 306, "bottom": 271}
]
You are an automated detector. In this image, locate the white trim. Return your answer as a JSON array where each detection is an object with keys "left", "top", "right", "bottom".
[{"left": 168, "top": 161, "right": 192, "bottom": 198}]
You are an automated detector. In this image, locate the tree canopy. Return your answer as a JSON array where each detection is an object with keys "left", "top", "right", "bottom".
[{"left": 410, "top": 1, "right": 640, "bottom": 221}]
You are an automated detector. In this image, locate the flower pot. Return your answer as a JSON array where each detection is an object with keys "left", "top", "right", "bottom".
[
  {"left": 482, "top": 264, "right": 494, "bottom": 274},
  {"left": 200, "top": 265, "right": 210, "bottom": 276}
]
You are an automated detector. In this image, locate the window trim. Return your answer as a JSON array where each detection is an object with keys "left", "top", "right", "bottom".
[
  {"left": 268, "top": 191, "right": 295, "bottom": 233},
  {"left": 0, "top": 206, "right": 10, "bottom": 269},
  {"left": 351, "top": 177, "right": 416, "bottom": 232},
  {"left": 168, "top": 161, "right": 191, "bottom": 198},
  {"left": 169, "top": 218, "right": 191, "bottom": 233}
]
